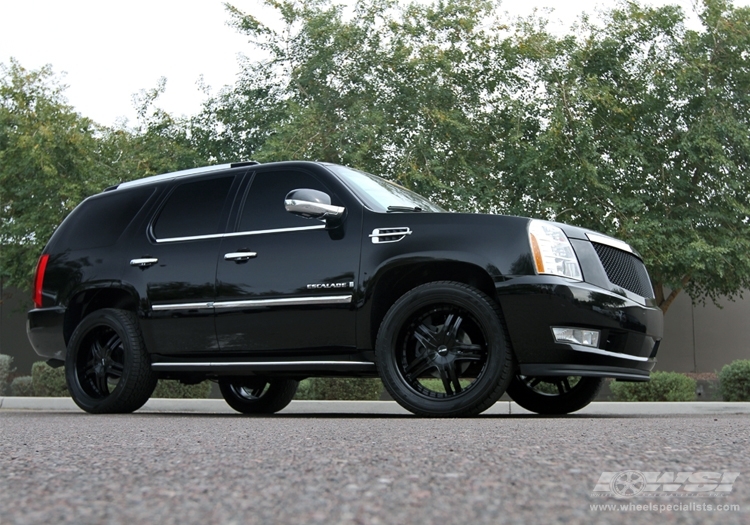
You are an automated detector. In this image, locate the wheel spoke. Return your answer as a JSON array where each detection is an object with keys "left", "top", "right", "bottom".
[
  {"left": 84, "top": 355, "right": 97, "bottom": 378},
  {"left": 405, "top": 353, "right": 435, "bottom": 378},
  {"left": 413, "top": 323, "right": 437, "bottom": 349},
  {"left": 437, "top": 363, "right": 462, "bottom": 395},
  {"left": 106, "top": 361, "right": 124, "bottom": 379},
  {"left": 526, "top": 377, "right": 543, "bottom": 388},
  {"left": 441, "top": 314, "right": 464, "bottom": 346},
  {"left": 95, "top": 370, "right": 109, "bottom": 395},
  {"left": 102, "top": 333, "right": 120, "bottom": 358},
  {"left": 447, "top": 363, "right": 462, "bottom": 394},
  {"left": 453, "top": 343, "right": 483, "bottom": 361},
  {"left": 91, "top": 340, "right": 104, "bottom": 361}
]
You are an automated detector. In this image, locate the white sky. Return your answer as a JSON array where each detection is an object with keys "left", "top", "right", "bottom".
[{"left": 1, "top": 0, "right": 745, "bottom": 127}]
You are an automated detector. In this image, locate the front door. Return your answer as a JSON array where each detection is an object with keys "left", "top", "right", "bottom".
[{"left": 214, "top": 167, "right": 360, "bottom": 353}]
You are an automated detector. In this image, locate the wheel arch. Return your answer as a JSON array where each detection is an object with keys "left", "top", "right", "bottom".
[
  {"left": 367, "top": 259, "right": 499, "bottom": 349},
  {"left": 63, "top": 285, "right": 140, "bottom": 346}
]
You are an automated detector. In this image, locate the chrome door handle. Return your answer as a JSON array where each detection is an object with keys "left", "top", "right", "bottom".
[
  {"left": 130, "top": 257, "right": 158, "bottom": 267},
  {"left": 224, "top": 252, "right": 257, "bottom": 262}
]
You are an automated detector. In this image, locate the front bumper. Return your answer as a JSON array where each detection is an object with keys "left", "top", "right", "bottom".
[
  {"left": 496, "top": 276, "right": 663, "bottom": 380},
  {"left": 27, "top": 306, "right": 67, "bottom": 361}
]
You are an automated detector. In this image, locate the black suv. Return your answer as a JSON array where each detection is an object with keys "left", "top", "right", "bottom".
[{"left": 27, "top": 161, "right": 663, "bottom": 417}]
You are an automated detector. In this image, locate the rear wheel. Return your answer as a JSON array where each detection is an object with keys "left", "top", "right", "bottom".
[
  {"left": 375, "top": 281, "right": 513, "bottom": 417},
  {"left": 219, "top": 377, "right": 298, "bottom": 414},
  {"left": 65, "top": 308, "right": 157, "bottom": 414},
  {"left": 507, "top": 375, "right": 604, "bottom": 414}
]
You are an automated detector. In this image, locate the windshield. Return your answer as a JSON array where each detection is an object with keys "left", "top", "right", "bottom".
[{"left": 326, "top": 164, "right": 444, "bottom": 213}]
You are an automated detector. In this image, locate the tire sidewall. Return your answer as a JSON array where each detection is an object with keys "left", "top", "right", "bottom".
[
  {"left": 219, "top": 378, "right": 298, "bottom": 414},
  {"left": 507, "top": 375, "right": 605, "bottom": 414},
  {"left": 376, "top": 282, "right": 512, "bottom": 417},
  {"left": 65, "top": 309, "right": 149, "bottom": 414}
]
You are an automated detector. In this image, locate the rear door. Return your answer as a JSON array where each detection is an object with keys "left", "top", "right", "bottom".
[
  {"left": 214, "top": 166, "right": 361, "bottom": 353},
  {"left": 123, "top": 171, "right": 243, "bottom": 354}
]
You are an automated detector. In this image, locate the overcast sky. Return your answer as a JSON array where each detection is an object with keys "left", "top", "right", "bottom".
[{"left": 1, "top": 0, "right": 745, "bottom": 127}]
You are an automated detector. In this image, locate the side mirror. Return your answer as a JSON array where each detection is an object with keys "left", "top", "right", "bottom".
[{"left": 285, "top": 188, "right": 346, "bottom": 226}]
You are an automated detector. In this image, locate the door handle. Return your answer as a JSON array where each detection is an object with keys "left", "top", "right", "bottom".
[
  {"left": 130, "top": 257, "right": 158, "bottom": 267},
  {"left": 224, "top": 252, "right": 257, "bottom": 262}
]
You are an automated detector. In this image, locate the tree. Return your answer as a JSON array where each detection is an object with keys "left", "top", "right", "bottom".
[
  {"left": 0, "top": 59, "right": 106, "bottom": 289},
  {"left": 99, "top": 77, "right": 206, "bottom": 182},
  {"left": 194, "top": 0, "right": 529, "bottom": 205},
  {"left": 500, "top": 0, "right": 750, "bottom": 312},
  {"left": 0, "top": 61, "right": 206, "bottom": 290}
]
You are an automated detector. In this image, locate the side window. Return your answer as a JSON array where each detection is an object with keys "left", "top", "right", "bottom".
[
  {"left": 153, "top": 176, "right": 234, "bottom": 239},
  {"left": 52, "top": 186, "right": 154, "bottom": 250},
  {"left": 238, "top": 170, "right": 331, "bottom": 232}
]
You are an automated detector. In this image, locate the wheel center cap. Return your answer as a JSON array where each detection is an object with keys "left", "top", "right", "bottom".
[{"left": 437, "top": 345, "right": 449, "bottom": 356}]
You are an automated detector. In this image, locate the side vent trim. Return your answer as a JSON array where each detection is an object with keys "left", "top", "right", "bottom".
[{"left": 369, "top": 227, "right": 412, "bottom": 244}]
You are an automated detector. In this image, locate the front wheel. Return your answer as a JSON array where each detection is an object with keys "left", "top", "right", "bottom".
[
  {"left": 375, "top": 281, "right": 514, "bottom": 417},
  {"left": 506, "top": 375, "right": 604, "bottom": 414},
  {"left": 219, "top": 377, "right": 298, "bottom": 414},
  {"left": 65, "top": 308, "right": 157, "bottom": 414}
]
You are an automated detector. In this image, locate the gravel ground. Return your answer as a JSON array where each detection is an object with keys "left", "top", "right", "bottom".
[{"left": 0, "top": 412, "right": 747, "bottom": 525}]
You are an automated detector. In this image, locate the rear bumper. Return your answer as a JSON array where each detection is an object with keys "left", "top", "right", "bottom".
[
  {"left": 27, "top": 307, "right": 67, "bottom": 361},
  {"left": 496, "top": 276, "right": 663, "bottom": 379}
]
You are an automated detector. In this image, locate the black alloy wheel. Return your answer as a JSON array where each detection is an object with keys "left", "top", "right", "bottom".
[
  {"left": 219, "top": 377, "right": 298, "bottom": 414},
  {"left": 376, "top": 281, "right": 513, "bottom": 417},
  {"left": 65, "top": 308, "right": 157, "bottom": 414},
  {"left": 506, "top": 374, "right": 604, "bottom": 414}
]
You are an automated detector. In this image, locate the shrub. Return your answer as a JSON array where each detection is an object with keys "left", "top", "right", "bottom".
[
  {"left": 294, "top": 378, "right": 383, "bottom": 400},
  {"left": 718, "top": 360, "right": 750, "bottom": 401},
  {"left": 10, "top": 376, "right": 34, "bottom": 397},
  {"left": 151, "top": 379, "right": 212, "bottom": 399},
  {"left": 610, "top": 371, "right": 696, "bottom": 402},
  {"left": 31, "top": 361, "right": 69, "bottom": 397},
  {"left": 0, "top": 354, "right": 13, "bottom": 395}
]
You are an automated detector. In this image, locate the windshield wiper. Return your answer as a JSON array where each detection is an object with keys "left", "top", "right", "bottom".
[{"left": 387, "top": 206, "right": 423, "bottom": 212}]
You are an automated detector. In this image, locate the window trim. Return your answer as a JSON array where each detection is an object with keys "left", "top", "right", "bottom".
[
  {"left": 154, "top": 224, "right": 327, "bottom": 244},
  {"left": 149, "top": 172, "right": 242, "bottom": 242}
]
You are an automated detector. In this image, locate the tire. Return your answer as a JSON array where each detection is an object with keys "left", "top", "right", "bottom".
[
  {"left": 506, "top": 375, "right": 604, "bottom": 414},
  {"left": 375, "top": 281, "right": 514, "bottom": 417},
  {"left": 65, "top": 308, "right": 157, "bottom": 414},
  {"left": 219, "top": 377, "right": 298, "bottom": 414}
]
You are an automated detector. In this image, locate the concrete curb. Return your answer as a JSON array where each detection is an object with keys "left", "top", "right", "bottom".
[{"left": 2, "top": 397, "right": 750, "bottom": 415}]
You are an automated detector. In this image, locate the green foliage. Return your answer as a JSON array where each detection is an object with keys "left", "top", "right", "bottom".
[
  {"left": 294, "top": 378, "right": 383, "bottom": 400},
  {"left": 0, "top": 60, "right": 105, "bottom": 289},
  {"left": 5, "top": 0, "right": 750, "bottom": 315},
  {"left": 0, "top": 354, "right": 13, "bottom": 394},
  {"left": 151, "top": 379, "right": 212, "bottom": 399},
  {"left": 610, "top": 371, "right": 697, "bottom": 402},
  {"left": 718, "top": 360, "right": 750, "bottom": 401},
  {"left": 10, "top": 376, "right": 34, "bottom": 397},
  {"left": 201, "top": 0, "right": 750, "bottom": 313},
  {"left": 31, "top": 361, "right": 68, "bottom": 397},
  {"left": 0, "top": 61, "right": 206, "bottom": 292}
]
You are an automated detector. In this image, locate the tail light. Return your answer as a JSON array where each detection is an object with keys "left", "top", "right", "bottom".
[{"left": 33, "top": 254, "right": 49, "bottom": 308}]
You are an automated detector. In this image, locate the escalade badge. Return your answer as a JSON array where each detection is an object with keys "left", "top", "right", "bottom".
[{"left": 307, "top": 282, "right": 354, "bottom": 290}]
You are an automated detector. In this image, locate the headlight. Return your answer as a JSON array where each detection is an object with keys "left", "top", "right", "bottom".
[{"left": 528, "top": 220, "right": 582, "bottom": 280}]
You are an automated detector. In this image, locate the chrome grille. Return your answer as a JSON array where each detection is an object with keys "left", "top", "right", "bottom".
[{"left": 593, "top": 243, "right": 654, "bottom": 298}]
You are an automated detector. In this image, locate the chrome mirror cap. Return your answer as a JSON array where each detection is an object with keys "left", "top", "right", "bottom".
[{"left": 285, "top": 188, "right": 345, "bottom": 221}]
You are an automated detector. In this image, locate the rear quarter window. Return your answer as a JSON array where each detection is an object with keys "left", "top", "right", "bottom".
[{"left": 50, "top": 186, "right": 155, "bottom": 251}]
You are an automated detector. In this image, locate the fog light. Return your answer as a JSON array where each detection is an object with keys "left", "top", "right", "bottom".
[{"left": 552, "top": 327, "right": 600, "bottom": 348}]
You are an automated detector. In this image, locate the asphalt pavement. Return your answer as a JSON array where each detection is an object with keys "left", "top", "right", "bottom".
[
  {"left": 2, "top": 396, "right": 750, "bottom": 415},
  {"left": 1, "top": 399, "right": 749, "bottom": 525}
]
